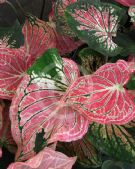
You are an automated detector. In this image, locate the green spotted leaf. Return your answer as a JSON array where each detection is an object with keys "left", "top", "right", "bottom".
[
  {"left": 78, "top": 47, "right": 106, "bottom": 75},
  {"left": 88, "top": 122, "right": 135, "bottom": 164},
  {"left": 65, "top": 0, "right": 126, "bottom": 56}
]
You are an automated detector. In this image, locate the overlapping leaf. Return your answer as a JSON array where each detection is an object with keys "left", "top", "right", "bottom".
[
  {"left": 65, "top": 60, "right": 135, "bottom": 124},
  {"left": 57, "top": 133, "right": 102, "bottom": 168},
  {"left": 10, "top": 48, "right": 89, "bottom": 161},
  {"left": 23, "top": 14, "right": 82, "bottom": 57},
  {"left": 7, "top": 147, "right": 76, "bottom": 169},
  {"left": 88, "top": 121, "right": 135, "bottom": 163},
  {"left": 65, "top": 0, "right": 125, "bottom": 56}
]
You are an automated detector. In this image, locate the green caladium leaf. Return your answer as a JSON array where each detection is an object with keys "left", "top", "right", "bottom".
[
  {"left": 65, "top": 0, "right": 126, "bottom": 56},
  {"left": 88, "top": 122, "right": 135, "bottom": 164},
  {"left": 0, "top": 21, "right": 24, "bottom": 48},
  {"left": 57, "top": 133, "right": 102, "bottom": 168},
  {"left": 78, "top": 47, "right": 106, "bottom": 75}
]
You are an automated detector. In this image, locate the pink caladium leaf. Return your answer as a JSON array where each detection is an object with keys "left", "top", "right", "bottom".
[
  {"left": 10, "top": 48, "right": 89, "bottom": 161},
  {"left": 23, "top": 14, "right": 82, "bottom": 57},
  {"left": 114, "top": 0, "right": 135, "bottom": 6},
  {"left": 65, "top": 0, "right": 125, "bottom": 56},
  {"left": 7, "top": 147, "right": 76, "bottom": 169},
  {"left": 0, "top": 100, "right": 17, "bottom": 154},
  {"left": 0, "top": 47, "right": 31, "bottom": 99},
  {"left": 65, "top": 60, "right": 135, "bottom": 124}
]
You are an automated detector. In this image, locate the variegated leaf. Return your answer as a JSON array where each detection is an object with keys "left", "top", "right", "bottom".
[
  {"left": 129, "top": 6, "right": 135, "bottom": 23},
  {"left": 23, "top": 14, "right": 82, "bottom": 57},
  {"left": 7, "top": 147, "right": 76, "bottom": 169},
  {"left": 78, "top": 47, "right": 105, "bottom": 75},
  {"left": 57, "top": 133, "right": 102, "bottom": 168},
  {"left": 65, "top": 0, "right": 125, "bottom": 56},
  {"left": 10, "top": 49, "right": 89, "bottom": 161},
  {"left": 88, "top": 121, "right": 135, "bottom": 163},
  {"left": 65, "top": 60, "right": 135, "bottom": 124},
  {"left": 0, "top": 47, "right": 31, "bottom": 99}
]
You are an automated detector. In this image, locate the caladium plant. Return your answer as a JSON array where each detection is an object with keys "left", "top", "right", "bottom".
[{"left": 1, "top": 0, "right": 135, "bottom": 169}]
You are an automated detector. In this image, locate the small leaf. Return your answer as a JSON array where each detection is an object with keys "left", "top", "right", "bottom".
[
  {"left": 65, "top": 0, "right": 125, "bottom": 56},
  {"left": 128, "top": 6, "right": 135, "bottom": 23},
  {"left": 78, "top": 47, "right": 106, "bottom": 75}
]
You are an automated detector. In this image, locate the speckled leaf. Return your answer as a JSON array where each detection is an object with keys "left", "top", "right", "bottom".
[
  {"left": 88, "top": 121, "right": 135, "bottom": 163},
  {"left": 10, "top": 49, "right": 89, "bottom": 161},
  {"left": 57, "top": 133, "right": 102, "bottom": 168},
  {"left": 65, "top": 60, "right": 135, "bottom": 124},
  {"left": 7, "top": 147, "right": 76, "bottom": 169},
  {"left": 65, "top": 0, "right": 125, "bottom": 56},
  {"left": 78, "top": 47, "right": 105, "bottom": 75},
  {"left": 129, "top": 6, "right": 135, "bottom": 23},
  {"left": 0, "top": 21, "right": 24, "bottom": 48}
]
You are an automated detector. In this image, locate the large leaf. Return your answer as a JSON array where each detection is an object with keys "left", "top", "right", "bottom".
[
  {"left": 57, "top": 133, "right": 102, "bottom": 168},
  {"left": 0, "top": 47, "right": 31, "bottom": 99},
  {"left": 10, "top": 49, "right": 89, "bottom": 161},
  {"left": 7, "top": 147, "right": 76, "bottom": 169},
  {"left": 0, "top": 21, "right": 24, "bottom": 48},
  {"left": 88, "top": 121, "right": 135, "bottom": 164},
  {"left": 65, "top": 0, "right": 125, "bottom": 56},
  {"left": 65, "top": 60, "right": 135, "bottom": 124}
]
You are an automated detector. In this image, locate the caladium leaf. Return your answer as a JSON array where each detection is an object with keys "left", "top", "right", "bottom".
[
  {"left": 88, "top": 121, "right": 135, "bottom": 163},
  {"left": 22, "top": 15, "right": 56, "bottom": 63},
  {"left": 78, "top": 47, "right": 105, "bottom": 75},
  {"left": 0, "top": 47, "right": 31, "bottom": 99},
  {"left": 0, "top": 100, "right": 17, "bottom": 154},
  {"left": 65, "top": 0, "right": 125, "bottom": 56},
  {"left": 65, "top": 60, "right": 135, "bottom": 124},
  {"left": 114, "top": 0, "right": 135, "bottom": 6},
  {"left": 23, "top": 14, "right": 82, "bottom": 58},
  {"left": 10, "top": 48, "right": 89, "bottom": 161},
  {"left": 0, "top": 21, "right": 24, "bottom": 48},
  {"left": 7, "top": 147, "right": 76, "bottom": 169},
  {"left": 57, "top": 133, "right": 102, "bottom": 168},
  {"left": 54, "top": 0, "right": 78, "bottom": 37}
]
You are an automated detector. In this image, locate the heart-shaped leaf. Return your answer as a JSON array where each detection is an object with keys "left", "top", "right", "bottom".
[
  {"left": 65, "top": 0, "right": 125, "bottom": 56},
  {"left": 57, "top": 133, "right": 102, "bottom": 168},
  {"left": 65, "top": 60, "right": 135, "bottom": 124},
  {"left": 10, "top": 48, "right": 89, "bottom": 161},
  {"left": 88, "top": 121, "right": 135, "bottom": 163},
  {"left": 7, "top": 147, "right": 76, "bottom": 169}
]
